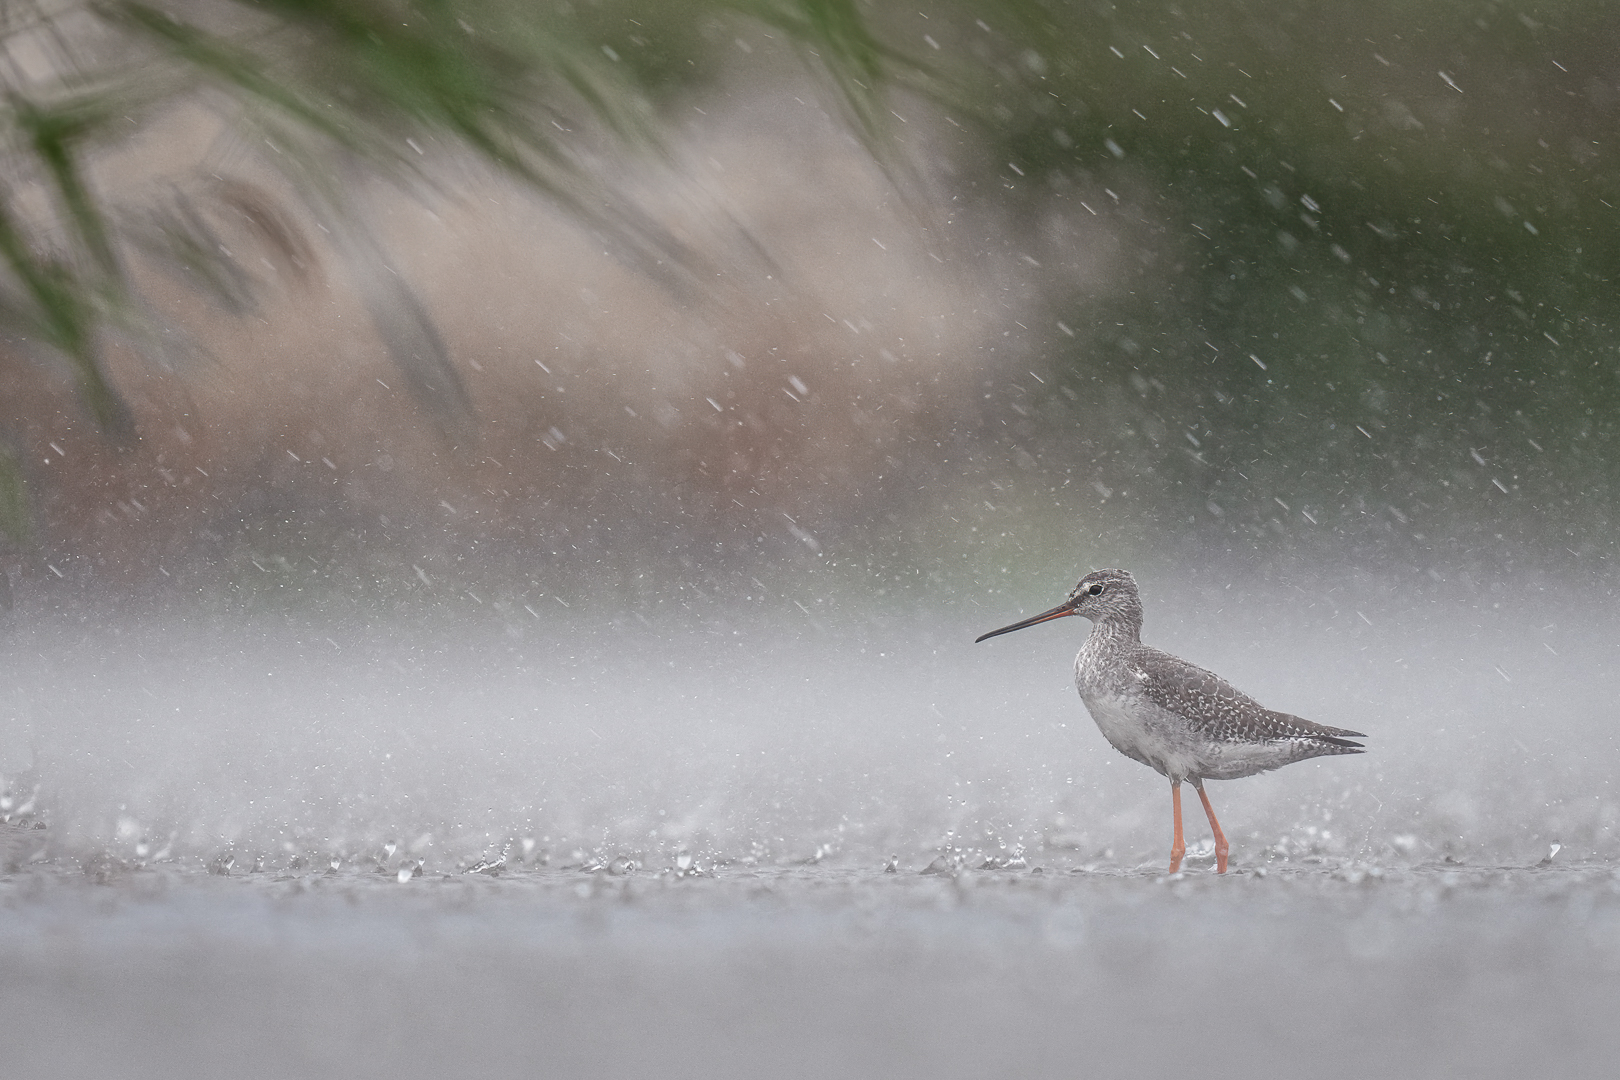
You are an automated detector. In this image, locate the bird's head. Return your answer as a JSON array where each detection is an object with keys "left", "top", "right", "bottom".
[{"left": 975, "top": 568, "right": 1142, "bottom": 642}]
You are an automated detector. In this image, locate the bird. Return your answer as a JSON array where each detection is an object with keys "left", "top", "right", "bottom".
[{"left": 976, "top": 568, "right": 1364, "bottom": 874}]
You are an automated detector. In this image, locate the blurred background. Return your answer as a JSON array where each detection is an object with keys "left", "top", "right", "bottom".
[
  {"left": 0, "top": 0, "right": 1617, "bottom": 870},
  {"left": 0, "top": 0, "right": 1613, "bottom": 603}
]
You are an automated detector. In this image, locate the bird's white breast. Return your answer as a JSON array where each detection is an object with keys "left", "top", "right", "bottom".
[
  {"left": 1075, "top": 667, "right": 1203, "bottom": 780},
  {"left": 1082, "top": 690, "right": 1156, "bottom": 763}
]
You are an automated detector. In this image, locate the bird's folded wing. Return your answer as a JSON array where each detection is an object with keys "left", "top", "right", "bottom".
[{"left": 1132, "top": 651, "right": 1365, "bottom": 743}]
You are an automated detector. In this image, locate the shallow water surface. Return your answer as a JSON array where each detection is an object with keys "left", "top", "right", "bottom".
[
  {"left": 3, "top": 584, "right": 1618, "bottom": 1077},
  {"left": 3, "top": 860, "right": 1619, "bottom": 1080}
]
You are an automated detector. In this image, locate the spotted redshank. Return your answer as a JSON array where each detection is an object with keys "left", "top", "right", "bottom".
[{"left": 976, "top": 569, "right": 1365, "bottom": 873}]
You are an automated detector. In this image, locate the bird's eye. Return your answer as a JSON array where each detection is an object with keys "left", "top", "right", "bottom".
[{"left": 1088, "top": 584, "right": 1104, "bottom": 595}]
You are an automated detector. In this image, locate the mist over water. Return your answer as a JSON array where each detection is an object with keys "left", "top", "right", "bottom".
[{"left": 8, "top": 568, "right": 1617, "bottom": 873}]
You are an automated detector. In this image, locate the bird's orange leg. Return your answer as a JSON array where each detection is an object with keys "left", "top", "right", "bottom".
[
  {"left": 1195, "top": 783, "right": 1230, "bottom": 874},
  {"left": 1168, "top": 781, "right": 1185, "bottom": 873}
]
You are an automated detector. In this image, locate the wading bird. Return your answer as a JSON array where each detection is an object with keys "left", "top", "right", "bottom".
[{"left": 976, "top": 569, "right": 1365, "bottom": 873}]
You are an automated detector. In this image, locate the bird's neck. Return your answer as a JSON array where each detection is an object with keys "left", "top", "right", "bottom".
[{"left": 1086, "top": 614, "right": 1142, "bottom": 649}]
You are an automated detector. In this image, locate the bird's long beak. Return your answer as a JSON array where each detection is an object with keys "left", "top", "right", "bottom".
[{"left": 975, "top": 602, "right": 1077, "bottom": 643}]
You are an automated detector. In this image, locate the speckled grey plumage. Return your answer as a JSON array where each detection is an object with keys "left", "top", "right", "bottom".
[{"left": 979, "top": 568, "right": 1365, "bottom": 785}]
